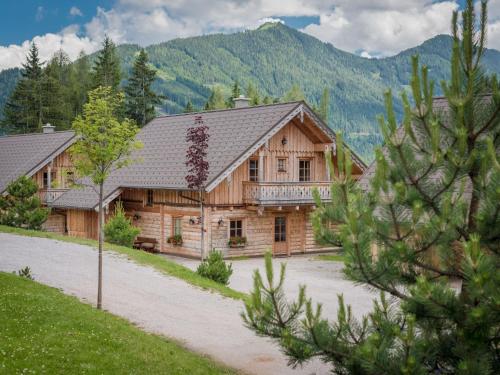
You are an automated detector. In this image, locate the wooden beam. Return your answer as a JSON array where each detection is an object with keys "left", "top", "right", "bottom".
[{"left": 160, "top": 204, "right": 165, "bottom": 252}]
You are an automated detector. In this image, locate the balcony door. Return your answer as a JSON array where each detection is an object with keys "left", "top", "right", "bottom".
[{"left": 273, "top": 215, "right": 289, "bottom": 256}]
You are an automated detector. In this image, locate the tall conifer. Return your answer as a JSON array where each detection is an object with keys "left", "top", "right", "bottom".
[
  {"left": 125, "top": 49, "right": 162, "bottom": 126},
  {"left": 92, "top": 36, "right": 121, "bottom": 90}
]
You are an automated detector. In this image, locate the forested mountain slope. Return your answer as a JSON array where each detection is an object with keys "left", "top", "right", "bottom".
[{"left": 1, "top": 23, "right": 499, "bottom": 158}]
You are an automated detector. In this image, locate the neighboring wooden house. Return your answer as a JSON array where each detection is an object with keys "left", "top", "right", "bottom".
[
  {"left": 0, "top": 124, "right": 76, "bottom": 233},
  {"left": 51, "top": 100, "right": 366, "bottom": 257}
]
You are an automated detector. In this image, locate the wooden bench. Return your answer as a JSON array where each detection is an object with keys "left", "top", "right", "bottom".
[{"left": 133, "top": 237, "right": 158, "bottom": 253}]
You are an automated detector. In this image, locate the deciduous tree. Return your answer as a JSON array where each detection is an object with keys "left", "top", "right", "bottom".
[
  {"left": 71, "top": 86, "right": 142, "bottom": 309},
  {"left": 185, "top": 115, "right": 209, "bottom": 259}
]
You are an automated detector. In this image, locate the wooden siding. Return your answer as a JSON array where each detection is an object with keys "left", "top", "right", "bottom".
[
  {"left": 67, "top": 209, "right": 99, "bottom": 240},
  {"left": 32, "top": 150, "right": 74, "bottom": 190}
]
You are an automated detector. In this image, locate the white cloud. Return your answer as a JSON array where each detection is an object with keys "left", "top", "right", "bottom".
[
  {"left": 302, "top": 1, "right": 459, "bottom": 57},
  {"left": 1, "top": 0, "right": 499, "bottom": 72},
  {"left": 0, "top": 27, "right": 98, "bottom": 71},
  {"left": 69, "top": 6, "right": 83, "bottom": 17}
]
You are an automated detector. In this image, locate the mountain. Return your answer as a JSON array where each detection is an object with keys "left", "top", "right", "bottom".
[{"left": 1, "top": 23, "right": 500, "bottom": 159}]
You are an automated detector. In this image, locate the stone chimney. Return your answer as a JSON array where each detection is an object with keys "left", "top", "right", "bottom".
[
  {"left": 233, "top": 95, "right": 250, "bottom": 108},
  {"left": 42, "top": 123, "right": 55, "bottom": 134}
]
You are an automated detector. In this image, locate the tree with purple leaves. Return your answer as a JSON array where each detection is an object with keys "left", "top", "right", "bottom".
[{"left": 186, "top": 115, "right": 210, "bottom": 259}]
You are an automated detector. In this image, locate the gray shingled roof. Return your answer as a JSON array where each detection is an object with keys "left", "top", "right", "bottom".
[
  {"left": 52, "top": 102, "right": 318, "bottom": 210},
  {"left": 0, "top": 131, "right": 76, "bottom": 193}
]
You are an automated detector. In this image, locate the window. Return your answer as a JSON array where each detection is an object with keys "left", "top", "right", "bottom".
[
  {"left": 274, "top": 216, "right": 286, "bottom": 242},
  {"left": 42, "top": 171, "right": 56, "bottom": 188},
  {"left": 229, "top": 220, "right": 243, "bottom": 238},
  {"left": 299, "top": 160, "right": 311, "bottom": 182},
  {"left": 173, "top": 217, "right": 182, "bottom": 236},
  {"left": 277, "top": 158, "right": 287, "bottom": 172},
  {"left": 249, "top": 159, "right": 259, "bottom": 182},
  {"left": 146, "top": 189, "right": 154, "bottom": 206}
]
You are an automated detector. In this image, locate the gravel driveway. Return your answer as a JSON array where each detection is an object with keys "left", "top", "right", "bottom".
[
  {"left": 167, "top": 255, "right": 376, "bottom": 319},
  {"left": 0, "top": 233, "right": 336, "bottom": 375}
]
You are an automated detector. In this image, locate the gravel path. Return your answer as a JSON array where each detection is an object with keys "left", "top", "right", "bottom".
[{"left": 0, "top": 233, "right": 330, "bottom": 375}]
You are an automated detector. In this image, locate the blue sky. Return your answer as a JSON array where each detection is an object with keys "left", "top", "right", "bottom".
[{"left": 0, "top": 1, "right": 498, "bottom": 71}]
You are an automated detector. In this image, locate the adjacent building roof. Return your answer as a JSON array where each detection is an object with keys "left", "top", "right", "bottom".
[
  {"left": 0, "top": 131, "right": 76, "bottom": 194},
  {"left": 52, "top": 101, "right": 366, "bottom": 210}
]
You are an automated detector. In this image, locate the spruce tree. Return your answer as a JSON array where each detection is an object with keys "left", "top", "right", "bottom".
[
  {"left": 3, "top": 43, "right": 44, "bottom": 133},
  {"left": 318, "top": 87, "right": 329, "bottom": 123},
  {"left": 243, "top": 2, "right": 500, "bottom": 374},
  {"left": 125, "top": 49, "right": 162, "bottom": 126},
  {"left": 92, "top": 36, "right": 121, "bottom": 90}
]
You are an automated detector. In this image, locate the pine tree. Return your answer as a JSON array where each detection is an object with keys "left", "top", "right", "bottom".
[
  {"left": 246, "top": 82, "right": 260, "bottom": 106},
  {"left": 243, "top": 2, "right": 500, "bottom": 374},
  {"left": 92, "top": 36, "right": 121, "bottom": 90},
  {"left": 226, "top": 80, "right": 241, "bottom": 108},
  {"left": 125, "top": 49, "right": 162, "bottom": 126},
  {"left": 0, "top": 176, "right": 49, "bottom": 230},
  {"left": 318, "top": 87, "right": 329, "bottom": 123},
  {"left": 3, "top": 43, "right": 44, "bottom": 133}
]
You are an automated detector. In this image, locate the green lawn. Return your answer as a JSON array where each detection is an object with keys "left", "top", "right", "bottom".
[
  {"left": 0, "top": 272, "right": 235, "bottom": 374},
  {"left": 0, "top": 225, "right": 247, "bottom": 301},
  {"left": 315, "top": 253, "right": 345, "bottom": 262}
]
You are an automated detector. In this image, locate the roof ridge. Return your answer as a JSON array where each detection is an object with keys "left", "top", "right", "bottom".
[
  {"left": 0, "top": 130, "right": 75, "bottom": 139},
  {"left": 151, "top": 101, "right": 304, "bottom": 120}
]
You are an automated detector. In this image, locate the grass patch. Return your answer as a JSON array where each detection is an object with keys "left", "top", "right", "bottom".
[
  {"left": 315, "top": 253, "right": 345, "bottom": 262},
  {"left": 0, "top": 272, "right": 235, "bottom": 374},
  {"left": 0, "top": 225, "right": 247, "bottom": 301}
]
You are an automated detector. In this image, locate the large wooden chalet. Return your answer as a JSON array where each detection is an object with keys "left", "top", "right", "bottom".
[{"left": 1, "top": 100, "right": 366, "bottom": 257}]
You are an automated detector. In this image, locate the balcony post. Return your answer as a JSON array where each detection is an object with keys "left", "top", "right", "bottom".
[
  {"left": 258, "top": 152, "right": 264, "bottom": 182},
  {"left": 324, "top": 145, "right": 331, "bottom": 181},
  {"left": 46, "top": 162, "right": 53, "bottom": 203}
]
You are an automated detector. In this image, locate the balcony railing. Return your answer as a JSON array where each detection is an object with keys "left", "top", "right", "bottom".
[
  {"left": 39, "top": 188, "right": 69, "bottom": 204},
  {"left": 243, "top": 181, "right": 331, "bottom": 205}
]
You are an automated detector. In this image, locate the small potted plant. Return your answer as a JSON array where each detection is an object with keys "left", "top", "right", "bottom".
[
  {"left": 167, "top": 234, "right": 183, "bottom": 246},
  {"left": 228, "top": 236, "right": 247, "bottom": 248}
]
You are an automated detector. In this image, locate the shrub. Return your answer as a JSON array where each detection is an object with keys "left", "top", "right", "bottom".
[
  {"left": 16, "top": 266, "right": 34, "bottom": 280},
  {"left": 0, "top": 176, "right": 49, "bottom": 230},
  {"left": 104, "top": 202, "right": 140, "bottom": 247},
  {"left": 196, "top": 250, "right": 233, "bottom": 285}
]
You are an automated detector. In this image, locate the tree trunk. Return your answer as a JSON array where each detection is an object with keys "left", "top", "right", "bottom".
[
  {"left": 97, "top": 182, "right": 104, "bottom": 310},
  {"left": 200, "top": 189, "right": 204, "bottom": 261}
]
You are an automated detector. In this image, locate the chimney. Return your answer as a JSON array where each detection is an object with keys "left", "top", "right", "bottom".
[
  {"left": 233, "top": 95, "right": 250, "bottom": 108},
  {"left": 42, "top": 123, "right": 55, "bottom": 134}
]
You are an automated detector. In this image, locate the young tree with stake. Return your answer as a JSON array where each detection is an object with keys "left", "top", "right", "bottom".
[
  {"left": 243, "top": 1, "right": 500, "bottom": 373},
  {"left": 71, "top": 86, "right": 142, "bottom": 309},
  {"left": 185, "top": 115, "right": 209, "bottom": 260}
]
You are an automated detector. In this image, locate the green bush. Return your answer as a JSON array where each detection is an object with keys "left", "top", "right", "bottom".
[
  {"left": 104, "top": 202, "right": 140, "bottom": 247},
  {"left": 0, "top": 176, "right": 49, "bottom": 230},
  {"left": 196, "top": 250, "right": 233, "bottom": 285}
]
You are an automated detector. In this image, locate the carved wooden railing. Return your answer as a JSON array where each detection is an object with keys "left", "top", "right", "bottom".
[
  {"left": 39, "top": 188, "right": 69, "bottom": 204},
  {"left": 243, "top": 181, "right": 331, "bottom": 205}
]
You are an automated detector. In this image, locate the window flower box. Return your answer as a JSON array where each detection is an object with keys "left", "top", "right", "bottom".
[
  {"left": 167, "top": 235, "right": 183, "bottom": 246},
  {"left": 228, "top": 236, "right": 247, "bottom": 248}
]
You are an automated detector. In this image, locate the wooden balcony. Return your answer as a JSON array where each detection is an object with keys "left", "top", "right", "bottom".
[
  {"left": 243, "top": 181, "right": 331, "bottom": 206},
  {"left": 39, "top": 188, "right": 69, "bottom": 204}
]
